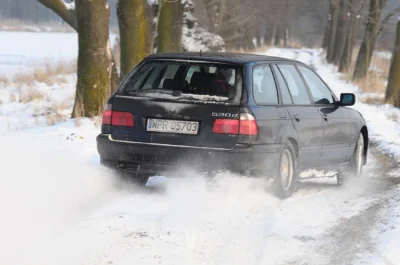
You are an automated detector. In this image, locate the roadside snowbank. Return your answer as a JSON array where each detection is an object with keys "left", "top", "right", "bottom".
[{"left": 0, "top": 75, "right": 75, "bottom": 133}]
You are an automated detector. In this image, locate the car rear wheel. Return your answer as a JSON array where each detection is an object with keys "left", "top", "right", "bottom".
[{"left": 273, "top": 141, "right": 297, "bottom": 199}]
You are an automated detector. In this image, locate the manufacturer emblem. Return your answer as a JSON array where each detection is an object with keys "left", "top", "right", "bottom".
[{"left": 170, "top": 107, "right": 177, "bottom": 114}]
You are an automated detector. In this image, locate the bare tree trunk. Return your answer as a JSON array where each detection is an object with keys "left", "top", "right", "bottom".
[
  {"left": 385, "top": 18, "right": 400, "bottom": 106},
  {"left": 322, "top": 9, "right": 332, "bottom": 49},
  {"left": 157, "top": 0, "right": 183, "bottom": 53},
  {"left": 117, "top": 0, "right": 152, "bottom": 79},
  {"left": 264, "top": 22, "right": 274, "bottom": 45},
  {"left": 322, "top": 0, "right": 335, "bottom": 50},
  {"left": 283, "top": 28, "right": 288, "bottom": 48},
  {"left": 72, "top": 0, "right": 111, "bottom": 117},
  {"left": 327, "top": 0, "right": 340, "bottom": 62},
  {"left": 339, "top": 29, "right": 353, "bottom": 72},
  {"left": 339, "top": 0, "right": 360, "bottom": 72},
  {"left": 274, "top": 24, "right": 281, "bottom": 46},
  {"left": 270, "top": 23, "right": 278, "bottom": 46},
  {"left": 333, "top": 0, "right": 349, "bottom": 65},
  {"left": 202, "top": 0, "right": 218, "bottom": 32},
  {"left": 217, "top": 0, "right": 227, "bottom": 34},
  {"left": 353, "top": 0, "right": 388, "bottom": 80},
  {"left": 37, "top": 0, "right": 117, "bottom": 115}
]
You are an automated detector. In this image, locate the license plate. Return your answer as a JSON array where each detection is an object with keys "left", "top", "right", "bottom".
[{"left": 146, "top": 118, "right": 199, "bottom": 135}]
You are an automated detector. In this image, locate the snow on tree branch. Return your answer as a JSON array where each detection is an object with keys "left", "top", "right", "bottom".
[{"left": 63, "top": 0, "right": 75, "bottom": 11}]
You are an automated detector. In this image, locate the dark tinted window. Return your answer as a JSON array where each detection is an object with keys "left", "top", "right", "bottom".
[
  {"left": 298, "top": 66, "right": 334, "bottom": 104},
  {"left": 120, "top": 60, "right": 242, "bottom": 103},
  {"left": 272, "top": 65, "right": 293, "bottom": 104},
  {"left": 252, "top": 65, "right": 279, "bottom": 105},
  {"left": 277, "top": 64, "right": 311, "bottom": 105}
]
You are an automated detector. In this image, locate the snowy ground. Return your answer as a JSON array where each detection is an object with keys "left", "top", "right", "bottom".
[
  {"left": 0, "top": 33, "right": 400, "bottom": 265},
  {"left": 0, "top": 120, "right": 397, "bottom": 265}
]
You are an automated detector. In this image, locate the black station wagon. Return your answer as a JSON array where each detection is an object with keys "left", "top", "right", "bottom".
[{"left": 97, "top": 52, "right": 369, "bottom": 198}]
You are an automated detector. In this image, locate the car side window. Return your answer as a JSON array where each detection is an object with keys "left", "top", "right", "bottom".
[
  {"left": 252, "top": 65, "right": 279, "bottom": 105},
  {"left": 277, "top": 64, "right": 311, "bottom": 105},
  {"left": 272, "top": 65, "right": 293, "bottom": 104},
  {"left": 297, "top": 66, "right": 335, "bottom": 104}
]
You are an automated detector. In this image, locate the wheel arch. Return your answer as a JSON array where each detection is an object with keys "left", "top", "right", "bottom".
[{"left": 287, "top": 137, "right": 299, "bottom": 158}]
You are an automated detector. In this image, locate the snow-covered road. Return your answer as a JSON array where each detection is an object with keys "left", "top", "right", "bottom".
[{"left": 0, "top": 48, "right": 399, "bottom": 265}]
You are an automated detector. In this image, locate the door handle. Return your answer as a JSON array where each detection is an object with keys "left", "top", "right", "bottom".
[
  {"left": 322, "top": 114, "right": 328, "bottom": 122},
  {"left": 293, "top": 115, "right": 300, "bottom": 122}
]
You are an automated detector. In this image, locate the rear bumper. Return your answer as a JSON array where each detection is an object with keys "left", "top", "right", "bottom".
[{"left": 96, "top": 134, "right": 280, "bottom": 176}]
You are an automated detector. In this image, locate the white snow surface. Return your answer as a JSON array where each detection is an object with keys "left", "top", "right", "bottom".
[
  {"left": 374, "top": 50, "right": 392, "bottom": 60},
  {"left": 0, "top": 121, "right": 383, "bottom": 264},
  {"left": 1, "top": 43, "right": 400, "bottom": 264},
  {"left": 64, "top": 0, "right": 75, "bottom": 11}
]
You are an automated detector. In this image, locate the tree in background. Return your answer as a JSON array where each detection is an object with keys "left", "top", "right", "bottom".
[
  {"left": 157, "top": 0, "right": 184, "bottom": 53},
  {"left": 339, "top": 0, "right": 364, "bottom": 72},
  {"left": 353, "top": 0, "right": 388, "bottom": 80},
  {"left": 117, "top": 0, "right": 152, "bottom": 79},
  {"left": 326, "top": 0, "right": 340, "bottom": 63},
  {"left": 73, "top": 0, "right": 112, "bottom": 117},
  {"left": 385, "top": 17, "right": 400, "bottom": 107},
  {"left": 37, "top": 0, "right": 113, "bottom": 118},
  {"left": 332, "top": 0, "right": 349, "bottom": 65}
]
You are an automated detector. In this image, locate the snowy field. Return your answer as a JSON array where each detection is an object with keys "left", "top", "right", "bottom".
[
  {"left": 0, "top": 31, "right": 117, "bottom": 76},
  {"left": 0, "top": 32, "right": 400, "bottom": 265},
  {"left": 0, "top": 31, "right": 78, "bottom": 75}
]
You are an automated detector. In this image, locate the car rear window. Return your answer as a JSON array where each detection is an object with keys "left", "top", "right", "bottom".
[{"left": 118, "top": 60, "right": 242, "bottom": 104}]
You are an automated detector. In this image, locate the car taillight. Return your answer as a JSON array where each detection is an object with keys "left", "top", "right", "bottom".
[
  {"left": 239, "top": 113, "right": 258, "bottom": 135},
  {"left": 213, "top": 119, "right": 239, "bottom": 134},
  {"left": 212, "top": 113, "right": 258, "bottom": 135},
  {"left": 111, "top": 111, "right": 134, "bottom": 127},
  {"left": 101, "top": 104, "right": 134, "bottom": 127}
]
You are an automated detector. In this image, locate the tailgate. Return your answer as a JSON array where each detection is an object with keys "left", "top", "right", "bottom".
[{"left": 110, "top": 96, "right": 241, "bottom": 149}]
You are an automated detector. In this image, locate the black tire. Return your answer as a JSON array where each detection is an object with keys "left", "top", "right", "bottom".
[
  {"left": 273, "top": 141, "right": 297, "bottom": 199},
  {"left": 346, "top": 132, "right": 365, "bottom": 178}
]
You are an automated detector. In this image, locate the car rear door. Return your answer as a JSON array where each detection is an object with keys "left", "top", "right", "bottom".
[
  {"left": 109, "top": 60, "right": 243, "bottom": 149},
  {"left": 250, "top": 63, "right": 284, "bottom": 145},
  {"left": 272, "top": 64, "right": 323, "bottom": 169},
  {"left": 297, "top": 65, "right": 352, "bottom": 165}
]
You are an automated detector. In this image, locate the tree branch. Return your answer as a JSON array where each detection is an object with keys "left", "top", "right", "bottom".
[
  {"left": 377, "top": 7, "right": 400, "bottom": 36},
  {"left": 37, "top": 0, "right": 77, "bottom": 31}
]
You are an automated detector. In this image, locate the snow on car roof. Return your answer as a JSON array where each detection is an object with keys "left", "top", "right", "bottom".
[{"left": 146, "top": 52, "right": 296, "bottom": 64}]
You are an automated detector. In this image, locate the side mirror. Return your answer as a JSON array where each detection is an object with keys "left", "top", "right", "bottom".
[{"left": 338, "top": 93, "right": 355, "bottom": 106}]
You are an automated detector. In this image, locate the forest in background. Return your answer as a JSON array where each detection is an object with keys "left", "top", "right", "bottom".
[
  {"left": 0, "top": 0, "right": 398, "bottom": 50},
  {"left": 0, "top": 0, "right": 399, "bottom": 113}
]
